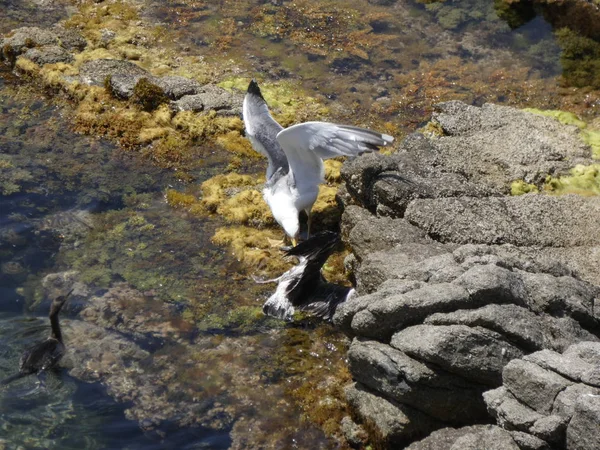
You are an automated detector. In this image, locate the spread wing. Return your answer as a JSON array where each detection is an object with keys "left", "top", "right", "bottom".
[
  {"left": 276, "top": 121, "right": 393, "bottom": 189},
  {"left": 242, "top": 80, "right": 288, "bottom": 179}
]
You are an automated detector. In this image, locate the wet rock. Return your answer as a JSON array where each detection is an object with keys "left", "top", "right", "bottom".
[
  {"left": 405, "top": 425, "right": 520, "bottom": 450},
  {"left": 80, "top": 283, "right": 187, "bottom": 340},
  {"left": 79, "top": 59, "right": 149, "bottom": 87},
  {"left": 1, "top": 26, "right": 85, "bottom": 65},
  {"left": 51, "top": 25, "right": 87, "bottom": 51},
  {"left": 23, "top": 45, "right": 73, "bottom": 65},
  {"left": 171, "top": 84, "right": 243, "bottom": 115}
]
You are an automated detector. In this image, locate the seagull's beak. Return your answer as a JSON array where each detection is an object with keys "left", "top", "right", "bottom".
[{"left": 291, "top": 237, "right": 298, "bottom": 247}]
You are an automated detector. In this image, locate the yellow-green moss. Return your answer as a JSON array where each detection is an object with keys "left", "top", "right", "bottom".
[
  {"left": 200, "top": 173, "right": 263, "bottom": 212},
  {"left": 544, "top": 164, "right": 600, "bottom": 196},
  {"left": 216, "top": 131, "right": 260, "bottom": 157},
  {"left": 510, "top": 180, "right": 539, "bottom": 196},
  {"left": 523, "top": 108, "right": 587, "bottom": 129},
  {"left": 211, "top": 226, "right": 292, "bottom": 273},
  {"left": 165, "top": 189, "right": 197, "bottom": 208}
]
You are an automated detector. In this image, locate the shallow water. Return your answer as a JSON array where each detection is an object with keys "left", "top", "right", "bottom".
[{"left": 1, "top": 0, "right": 599, "bottom": 448}]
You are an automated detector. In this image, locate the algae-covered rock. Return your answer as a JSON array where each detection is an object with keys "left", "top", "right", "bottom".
[
  {"left": 23, "top": 45, "right": 73, "bottom": 65},
  {"left": 172, "top": 84, "right": 243, "bottom": 115},
  {"left": 80, "top": 58, "right": 149, "bottom": 87}
]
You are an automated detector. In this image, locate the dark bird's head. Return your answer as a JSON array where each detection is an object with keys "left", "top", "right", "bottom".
[
  {"left": 49, "top": 289, "right": 73, "bottom": 317},
  {"left": 247, "top": 79, "right": 265, "bottom": 101}
]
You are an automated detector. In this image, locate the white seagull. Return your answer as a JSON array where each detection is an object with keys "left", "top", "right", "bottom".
[
  {"left": 259, "top": 231, "right": 354, "bottom": 321},
  {"left": 242, "top": 80, "right": 394, "bottom": 244}
]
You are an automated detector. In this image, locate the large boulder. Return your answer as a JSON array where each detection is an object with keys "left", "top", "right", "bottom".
[{"left": 336, "top": 101, "right": 600, "bottom": 447}]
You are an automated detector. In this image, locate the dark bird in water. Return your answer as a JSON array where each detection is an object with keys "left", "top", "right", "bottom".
[
  {"left": 1, "top": 290, "right": 72, "bottom": 386},
  {"left": 243, "top": 79, "right": 394, "bottom": 245},
  {"left": 259, "top": 231, "right": 355, "bottom": 321}
]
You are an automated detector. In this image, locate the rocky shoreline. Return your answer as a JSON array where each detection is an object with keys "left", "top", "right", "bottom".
[{"left": 334, "top": 101, "right": 599, "bottom": 449}]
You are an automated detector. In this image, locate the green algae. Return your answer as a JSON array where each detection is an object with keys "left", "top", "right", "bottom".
[
  {"left": 510, "top": 180, "right": 539, "bottom": 196},
  {"left": 544, "top": 164, "right": 600, "bottom": 196}
]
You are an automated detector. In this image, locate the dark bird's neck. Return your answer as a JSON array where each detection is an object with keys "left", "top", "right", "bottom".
[{"left": 50, "top": 311, "right": 62, "bottom": 342}]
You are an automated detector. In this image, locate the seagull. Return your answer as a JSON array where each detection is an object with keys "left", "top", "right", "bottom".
[
  {"left": 258, "top": 231, "right": 355, "bottom": 321},
  {"left": 243, "top": 80, "right": 394, "bottom": 244}
]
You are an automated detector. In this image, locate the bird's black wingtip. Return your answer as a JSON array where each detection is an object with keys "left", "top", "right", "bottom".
[{"left": 247, "top": 79, "right": 265, "bottom": 100}]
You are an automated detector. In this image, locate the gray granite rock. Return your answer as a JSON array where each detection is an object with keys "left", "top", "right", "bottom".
[
  {"left": 484, "top": 386, "right": 545, "bottom": 431},
  {"left": 426, "top": 304, "right": 596, "bottom": 353},
  {"left": 350, "top": 283, "right": 472, "bottom": 340},
  {"left": 171, "top": 84, "right": 243, "bottom": 115},
  {"left": 553, "top": 384, "right": 600, "bottom": 417},
  {"left": 156, "top": 75, "right": 203, "bottom": 100},
  {"left": 405, "top": 424, "right": 520, "bottom": 450},
  {"left": 23, "top": 45, "right": 73, "bottom": 65},
  {"left": 566, "top": 394, "right": 600, "bottom": 450},
  {"left": 502, "top": 359, "right": 573, "bottom": 414},
  {"left": 392, "top": 325, "right": 524, "bottom": 385},
  {"left": 520, "top": 271, "right": 600, "bottom": 327},
  {"left": 524, "top": 349, "right": 600, "bottom": 387},
  {"left": 345, "top": 382, "right": 440, "bottom": 446},
  {"left": 347, "top": 339, "right": 487, "bottom": 422},
  {"left": 79, "top": 59, "right": 149, "bottom": 87},
  {"left": 508, "top": 431, "right": 551, "bottom": 450},
  {"left": 404, "top": 195, "right": 600, "bottom": 247},
  {"left": 354, "top": 242, "right": 454, "bottom": 293}
]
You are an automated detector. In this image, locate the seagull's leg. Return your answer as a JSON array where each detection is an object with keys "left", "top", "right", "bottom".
[{"left": 305, "top": 208, "right": 312, "bottom": 239}]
